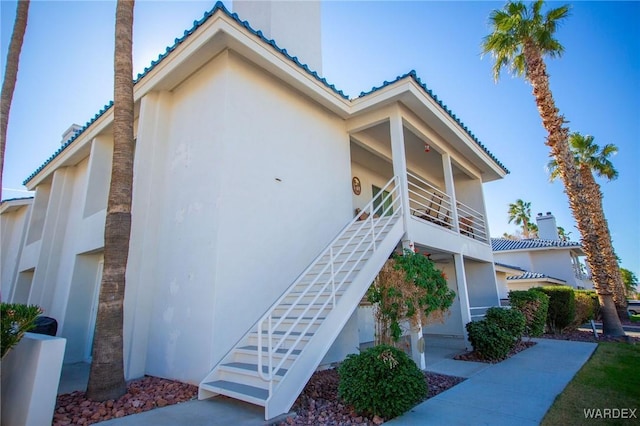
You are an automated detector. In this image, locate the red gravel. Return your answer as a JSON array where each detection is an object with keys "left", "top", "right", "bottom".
[
  {"left": 53, "top": 376, "right": 197, "bottom": 425},
  {"left": 53, "top": 370, "right": 464, "bottom": 425}
]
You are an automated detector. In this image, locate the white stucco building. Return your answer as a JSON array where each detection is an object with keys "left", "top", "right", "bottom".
[
  {"left": 0, "top": 1, "right": 509, "bottom": 419},
  {"left": 492, "top": 212, "right": 593, "bottom": 300}
]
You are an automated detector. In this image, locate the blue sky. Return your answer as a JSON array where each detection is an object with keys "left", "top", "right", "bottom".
[{"left": 1, "top": 0, "right": 638, "bottom": 276}]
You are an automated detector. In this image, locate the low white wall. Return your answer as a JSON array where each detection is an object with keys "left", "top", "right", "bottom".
[{"left": 1, "top": 333, "right": 66, "bottom": 426}]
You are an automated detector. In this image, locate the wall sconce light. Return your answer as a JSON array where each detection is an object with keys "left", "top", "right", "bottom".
[{"left": 424, "top": 144, "right": 430, "bottom": 153}]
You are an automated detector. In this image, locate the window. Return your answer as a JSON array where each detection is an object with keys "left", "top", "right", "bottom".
[{"left": 372, "top": 185, "right": 393, "bottom": 217}]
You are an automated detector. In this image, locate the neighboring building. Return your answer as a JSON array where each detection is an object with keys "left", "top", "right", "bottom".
[
  {"left": 0, "top": 1, "right": 508, "bottom": 420},
  {"left": 1, "top": 197, "right": 34, "bottom": 301},
  {"left": 492, "top": 212, "right": 592, "bottom": 300}
]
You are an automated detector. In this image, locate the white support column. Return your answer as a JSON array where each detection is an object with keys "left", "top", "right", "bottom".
[
  {"left": 389, "top": 109, "right": 411, "bottom": 242},
  {"left": 454, "top": 253, "right": 472, "bottom": 349},
  {"left": 442, "top": 153, "right": 459, "bottom": 233},
  {"left": 409, "top": 318, "right": 426, "bottom": 370},
  {"left": 390, "top": 109, "right": 424, "bottom": 366}
]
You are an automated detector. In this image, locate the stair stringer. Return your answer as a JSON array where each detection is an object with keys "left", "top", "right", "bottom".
[{"left": 264, "top": 217, "right": 405, "bottom": 420}]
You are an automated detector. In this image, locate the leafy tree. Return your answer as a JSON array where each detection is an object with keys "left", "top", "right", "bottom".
[
  {"left": 1, "top": 0, "right": 30, "bottom": 196},
  {"left": 482, "top": 0, "right": 624, "bottom": 336},
  {"left": 548, "top": 132, "right": 627, "bottom": 318},
  {"left": 508, "top": 199, "right": 533, "bottom": 238},
  {"left": 620, "top": 268, "right": 638, "bottom": 297},
  {"left": 367, "top": 249, "right": 455, "bottom": 345},
  {"left": 86, "top": 0, "right": 135, "bottom": 401}
]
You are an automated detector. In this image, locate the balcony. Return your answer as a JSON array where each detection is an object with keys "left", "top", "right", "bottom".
[{"left": 407, "top": 172, "right": 488, "bottom": 244}]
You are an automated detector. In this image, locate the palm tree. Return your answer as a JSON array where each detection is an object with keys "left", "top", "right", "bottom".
[
  {"left": 508, "top": 199, "right": 532, "bottom": 238},
  {"left": 556, "top": 226, "right": 571, "bottom": 241},
  {"left": 1, "top": 0, "right": 30, "bottom": 197},
  {"left": 86, "top": 0, "right": 135, "bottom": 401},
  {"left": 483, "top": 0, "right": 624, "bottom": 336},
  {"left": 548, "top": 132, "right": 627, "bottom": 318}
]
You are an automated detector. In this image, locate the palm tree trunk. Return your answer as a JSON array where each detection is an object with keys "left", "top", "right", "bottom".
[
  {"left": 522, "top": 40, "right": 625, "bottom": 336},
  {"left": 86, "top": 0, "right": 135, "bottom": 401},
  {"left": 579, "top": 168, "right": 628, "bottom": 320},
  {"left": 0, "top": 0, "right": 30, "bottom": 196}
]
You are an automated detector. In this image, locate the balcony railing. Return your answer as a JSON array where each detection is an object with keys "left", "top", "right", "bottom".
[
  {"left": 456, "top": 201, "right": 488, "bottom": 243},
  {"left": 407, "top": 172, "right": 453, "bottom": 230},
  {"left": 406, "top": 171, "right": 488, "bottom": 244}
]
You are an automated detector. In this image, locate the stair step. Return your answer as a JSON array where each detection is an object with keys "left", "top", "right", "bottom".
[
  {"left": 271, "top": 316, "right": 326, "bottom": 322},
  {"left": 257, "top": 330, "right": 315, "bottom": 338},
  {"left": 238, "top": 346, "right": 302, "bottom": 356},
  {"left": 222, "top": 362, "right": 287, "bottom": 377},
  {"left": 273, "top": 303, "right": 330, "bottom": 316},
  {"left": 201, "top": 380, "right": 268, "bottom": 405}
]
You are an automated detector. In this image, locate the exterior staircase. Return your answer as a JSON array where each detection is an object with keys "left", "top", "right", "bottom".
[{"left": 198, "top": 177, "right": 405, "bottom": 420}]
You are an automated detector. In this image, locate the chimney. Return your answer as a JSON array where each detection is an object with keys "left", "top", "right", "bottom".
[
  {"left": 536, "top": 212, "right": 559, "bottom": 240},
  {"left": 233, "top": 0, "right": 323, "bottom": 74},
  {"left": 61, "top": 124, "right": 82, "bottom": 144}
]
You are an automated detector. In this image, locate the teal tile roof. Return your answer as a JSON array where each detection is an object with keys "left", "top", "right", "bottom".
[
  {"left": 506, "top": 271, "right": 566, "bottom": 283},
  {"left": 24, "top": 1, "right": 508, "bottom": 184},
  {"left": 358, "top": 70, "right": 509, "bottom": 174},
  {"left": 492, "top": 238, "right": 581, "bottom": 251}
]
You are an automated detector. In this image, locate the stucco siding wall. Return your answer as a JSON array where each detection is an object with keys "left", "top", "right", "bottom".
[
  {"left": 495, "top": 271, "right": 510, "bottom": 300},
  {"left": 49, "top": 159, "right": 91, "bottom": 328},
  {"left": 465, "top": 260, "right": 499, "bottom": 309},
  {"left": 1, "top": 204, "right": 31, "bottom": 300},
  {"left": 131, "top": 51, "right": 351, "bottom": 384},
  {"left": 531, "top": 250, "right": 576, "bottom": 286},
  {"left": 350, "top": 160, "right": 393, "bottom": 214},
  {"left": 493, "top": 252, "right": 533, "bottom": 272},
  {"left": 131, "top": 53, "right": 230, "bottom": 383}
]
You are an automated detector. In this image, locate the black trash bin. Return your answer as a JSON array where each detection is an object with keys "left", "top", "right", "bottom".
[{"left": 31, "top": 316, "right": 58, "bottom": 336}]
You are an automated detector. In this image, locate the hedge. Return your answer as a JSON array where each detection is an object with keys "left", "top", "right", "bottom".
[
  {"left": 532, "top": 286, "right": 576, "bottom": 333},
  {"left": 509, "top": 289, "right": 549, "bottom": 337}
]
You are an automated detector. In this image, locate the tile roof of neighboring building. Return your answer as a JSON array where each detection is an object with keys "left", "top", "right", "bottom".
[
  {"left": 491, "top": 238, "right": 582, "bottom": 252},
  {"left": 506, "top": 271, "right": 566, "bottom": 283},
  {"left": 494, "top": 262, "right": 526, "bottom": 272},
  {"left": 23, "top": 1, "right": 507, "bottom": 185}
]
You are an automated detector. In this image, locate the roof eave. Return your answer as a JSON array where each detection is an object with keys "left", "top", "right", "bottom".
[{"left": 351, "top": 74, "right": 508, "bottom": 181}]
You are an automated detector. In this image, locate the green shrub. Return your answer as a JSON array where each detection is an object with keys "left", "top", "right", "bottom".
[
  {"left": 466, "top": 307, "right": 525, "bottom": 361},
  {"left": 466, "top": 319, "right": 514, "bottom": 361},
  {"left": 533, "top": 286, "right": 576, "bottom": 333},
  {"left": 484, "top": 307, "right": 526, "bottom": 341},
  {"left": 575, "top": 289, "right": 600, "bottom": 321},
  {"left": 509, "top": 289, "right": 549, "bottom": 337},
  {"left": 338, "top": 344, "right": 427, "bottom": 419},
  {"left": 569, "top": 291, "right": 596, "bottom": 330},
  {"left": 1, "top": 303, "right": 43, "bottom": 359}
]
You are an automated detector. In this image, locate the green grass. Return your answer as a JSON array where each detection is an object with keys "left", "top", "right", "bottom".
[
  {"left": 542, "top": 342, "right": 640, "bottom": 426},
  {"left": 630, "top": 314, "right": 640, "bottom": 323}
]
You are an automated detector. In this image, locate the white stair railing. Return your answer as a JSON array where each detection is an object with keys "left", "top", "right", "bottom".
[{"left": 255, "top": 176, "right": 402, "bottom": 390}]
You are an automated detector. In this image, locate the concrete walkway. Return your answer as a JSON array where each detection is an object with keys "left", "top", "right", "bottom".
[
  {"left": 58, "top": 338, "right": 596, "bottom": 425},
  {"left": 386, "top": 338, "right": 597, "bottom": 425}
]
